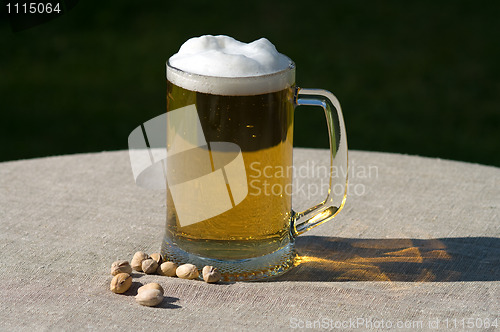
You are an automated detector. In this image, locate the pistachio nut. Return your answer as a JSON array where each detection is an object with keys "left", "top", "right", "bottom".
[
  {"left": 157, "top": 261, "right": 178, "bottom": 277},
  {"left": 110, "top": 260, "right": 132, "bottom": 276},
  {"left": 138, "top": 282, "right": 164, "bottom": 295},
  {"left": 135, "top": 289, "right": 164, "bottom": 307},
  {"left": 176, "top": 264, "right": 199, "bottom": 280},
  {"left": 131, "top": 251, "right": 149, "bottom": 272},
  {"left": 142, "top": 259, "right": 158, "bottom": 274},
  {"left": 202, "top": 265, "right": 221, "bottom": 283},
  {"left": 149, "top": 253, "right": 163, "bottom": 265},
  {"left": 110, "top": 273, "right": 132, "bottom": 294}
]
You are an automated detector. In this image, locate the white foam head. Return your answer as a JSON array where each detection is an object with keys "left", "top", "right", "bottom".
[{"left": 167, "top": 35, "right": 295, "bottom": 95}]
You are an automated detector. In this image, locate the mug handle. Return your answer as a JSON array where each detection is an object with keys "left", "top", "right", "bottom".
[{"left": 292, "top": 88, "right": 348, "bottom": 236}]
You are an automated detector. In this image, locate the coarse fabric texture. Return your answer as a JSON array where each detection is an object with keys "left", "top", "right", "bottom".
[{"left": 0, "top": 149, "right": 499, "bottom": 331}]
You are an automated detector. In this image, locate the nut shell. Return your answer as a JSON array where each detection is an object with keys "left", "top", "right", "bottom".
[
  {"left": 202, "top": 265, "right": 221, "bottom": 283},
  {"left": 176, "top": 264, "right": 199, "bottom": 279},
  {"left": 149, "top": 253, "right": 163, "bottom": 265},
  {"left": 135, "top": 289, "right": 164, "bottom": 307},
  {"left": 138, "top": 282, "right": 164, "bottom": 295},
  {"left": 142, "top": 259, "right": 158, "bottom": 274},
  {"left": 157, "top": 261, "right": 178, "bottom": 277},
  {"left": 110, "top": 260, "right": 132, "bottom": 276},
  {"left": 110, "top": 273, "right": 132, "bottom": 294},
  {"left": 131, "top": 251, "right": 149, "bottom": 272}
]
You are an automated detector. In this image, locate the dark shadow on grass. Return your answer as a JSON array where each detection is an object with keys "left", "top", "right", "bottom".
[{"left": 273, "top": 236, "right": 500, "bottom": 282}]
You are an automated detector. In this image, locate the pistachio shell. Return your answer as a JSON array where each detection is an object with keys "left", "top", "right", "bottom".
[
  {"left": 202, "top": 265, "right": 221, "bottom": 283},
  {"left": 176, "top": 264, "right": 199, "bottom": 279},
  {"left": 110, "top": 273, "right": 132, "bottom": 294},
  {"left": 135, "top": 289, "right": 163, "bottom": 307},
  {"left": 157, "top": 261, "right": 178, "bottom": 277},
  {"left": 138, "top": 282, "right": 164, "bottom": 295},
  {"left": 110, "top": 260, "right": 132, "bottom": 276},
  {"left": 149, "top": 253, "right": 163, "bottom": 265},
  {"left": 142, "top": 259, "right": 158, "bottom": 274},
  {"left": 131, "top": 251, "right": 149, "bottom": 272}
]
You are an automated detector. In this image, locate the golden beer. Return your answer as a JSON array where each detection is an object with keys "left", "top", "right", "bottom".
[{"left": 165, "top": 80, "right": 295, "bottom": 260}]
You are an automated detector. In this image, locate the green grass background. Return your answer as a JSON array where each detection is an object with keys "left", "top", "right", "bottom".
[{"left": 1, "top": 0, "right": 499, "bottom": 166}]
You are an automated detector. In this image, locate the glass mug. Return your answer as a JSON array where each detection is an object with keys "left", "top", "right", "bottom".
[{"left": 161, "top": 58, "right": 347, "bottom": 281}]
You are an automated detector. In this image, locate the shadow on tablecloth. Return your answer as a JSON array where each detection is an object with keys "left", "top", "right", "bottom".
[{"left": 274, "top": 236, "right": 500, "bottom": 282}]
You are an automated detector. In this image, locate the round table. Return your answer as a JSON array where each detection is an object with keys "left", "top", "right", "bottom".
[{"left": 1, "top": 149, "right": 499, "bottom": 330}]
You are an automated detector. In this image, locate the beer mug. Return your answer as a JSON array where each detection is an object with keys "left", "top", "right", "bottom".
[{"left": 161, "top": 38, "right": 347, "bottom": 281}]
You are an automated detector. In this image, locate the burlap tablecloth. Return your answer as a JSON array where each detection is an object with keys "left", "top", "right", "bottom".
[{"left": 1, "top": 149, "right": 499, "bottom": 331}]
